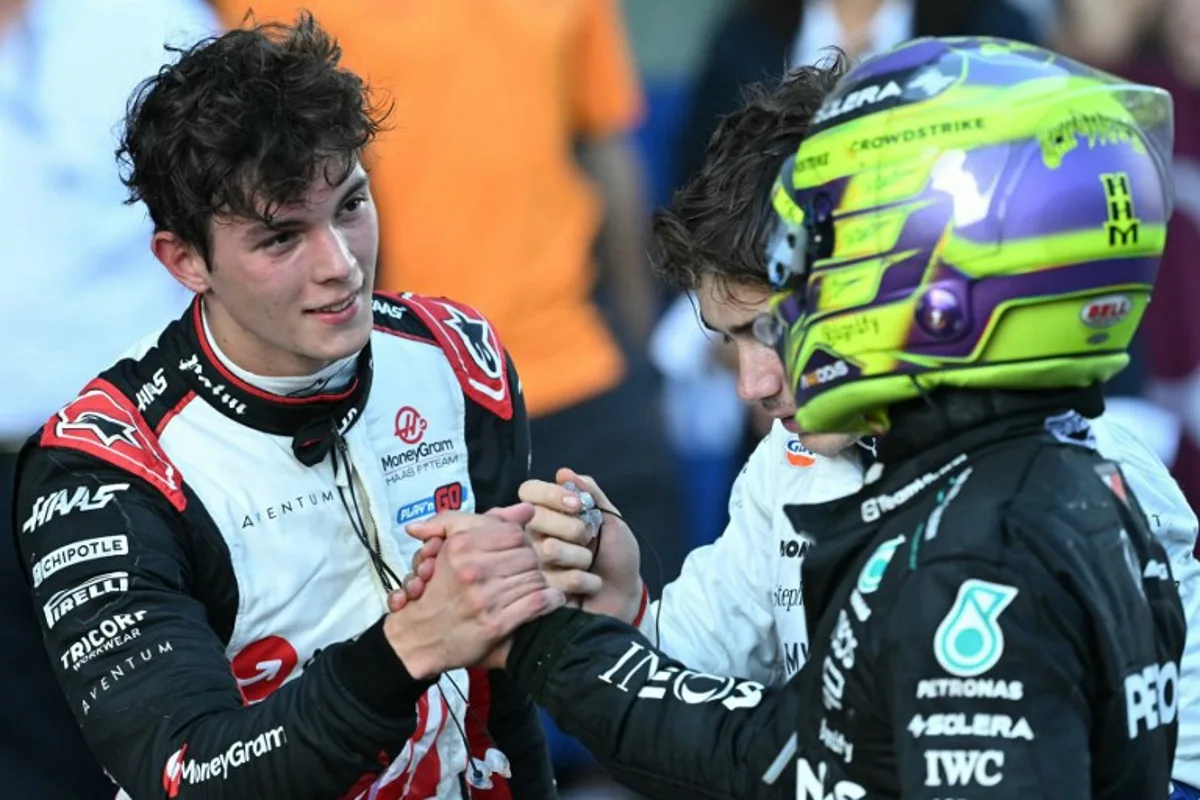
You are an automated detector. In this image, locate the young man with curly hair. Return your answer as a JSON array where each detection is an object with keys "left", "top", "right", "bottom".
[{"left": 12, "top": 15, "right": 561, "bottom": 799}]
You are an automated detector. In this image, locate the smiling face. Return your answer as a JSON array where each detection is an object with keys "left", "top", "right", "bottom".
[
  {"left": 696, "top": 274, "right": 857, "bottom": 457},
  {"left": 154, "top": 162, "right": 379, "bottom": 377}
]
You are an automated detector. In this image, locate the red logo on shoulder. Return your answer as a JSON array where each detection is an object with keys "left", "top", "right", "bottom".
[
  {"left": 393, "top": 294, "right": 513, "bottom": 420},
  {"left": 42, "top": 379, "right": 186, "bottom": 512}
]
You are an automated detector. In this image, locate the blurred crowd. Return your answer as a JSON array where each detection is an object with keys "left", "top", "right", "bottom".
[{"left": 3, "top": 0, "right": 1200, "bottom": 797}]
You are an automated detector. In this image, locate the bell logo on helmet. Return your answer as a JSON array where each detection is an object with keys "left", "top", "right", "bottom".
[
  {"left": 1080, "top": 294, "right": 1132, "bottom": 328},
  {"left": 933, "top": 580, "right": 1018, "bottom": 678}
]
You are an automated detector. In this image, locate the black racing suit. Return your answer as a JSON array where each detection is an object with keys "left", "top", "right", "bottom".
[{"left": 507, "top": 390, "right": 1187, "bottom": 798}]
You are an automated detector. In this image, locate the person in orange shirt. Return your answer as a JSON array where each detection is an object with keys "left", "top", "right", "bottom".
[{"left": 216, "top": 0, "right": 685, "bottom": 598}]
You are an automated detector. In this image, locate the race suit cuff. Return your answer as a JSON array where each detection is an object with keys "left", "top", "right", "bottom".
[
  {"left": 334, "top": 616, "right": 434, "bottom": 716},
  {"left": 631, "top": 583, "right": 649, "bottom": 627},
  {"left": 507, "top": 607, "right": 592, "bottom": 703}
]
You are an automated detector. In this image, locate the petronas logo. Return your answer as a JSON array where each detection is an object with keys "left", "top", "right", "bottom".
[
  {"left": 933, "top": 580, "right": 1019, "bottom": 678},
  {"left": 855, "top": 534, "right": 905, "bottom": 595}
]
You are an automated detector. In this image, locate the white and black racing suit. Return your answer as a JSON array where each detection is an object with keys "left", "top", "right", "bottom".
[{"left": 13, "top": 292, "right": 555, "bottom": 799}]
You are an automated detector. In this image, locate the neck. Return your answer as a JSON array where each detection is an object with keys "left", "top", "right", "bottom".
[
  {"left": 877, "top": 385, "right": 1106, "bottom": 464},
  {"left": 201, "top": 304, "right": 357, "bottom": 397}
]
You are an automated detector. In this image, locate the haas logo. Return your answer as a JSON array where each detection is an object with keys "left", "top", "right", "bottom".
[
  {"left": 394, "top": 407, "right": 428, "bottom": 444},
  {"left": 42, "top": 380, "right": 185, "bottom": 512},
  {"left": 232, "top": 636, "right": 299, "bottom": 704},
  {"left": 393, "top": 294, "right": 512, "bottom": 420}
]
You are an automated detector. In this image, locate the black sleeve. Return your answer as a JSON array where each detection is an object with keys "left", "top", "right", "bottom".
[
  {"left": 881, "top": 560, "right": 1092, "bottom": 798},
  {"left": 486, "top": 669, "right": 557, "bottom": 798},
  {"left": 15, "top": 446, "right": 433, "bottom": 799},
  {"left": 466, "top": 349, "right": 531, "bottom": 509},
  {"left": 507, "top": 608, "right": 800, "bottom": 799},
  {"left": 464, "top": 354, "right": 553, "bottom": 793}
]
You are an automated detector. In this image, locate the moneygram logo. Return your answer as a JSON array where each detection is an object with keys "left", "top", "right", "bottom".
[
  {"left": 162, "top": 727, "right": 286, "bottom": 797},
  {"left": 380, "top": 440, "right": 456, "bottom": 473}
]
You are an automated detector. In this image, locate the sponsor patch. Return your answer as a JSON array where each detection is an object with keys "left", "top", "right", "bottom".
[{"left": 41, "top": 380, "right": 185, "bottom": 511}]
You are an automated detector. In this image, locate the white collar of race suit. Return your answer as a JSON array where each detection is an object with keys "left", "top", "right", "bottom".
[{"left": 200, "top": 301, "right": 359, "bottom": 398}]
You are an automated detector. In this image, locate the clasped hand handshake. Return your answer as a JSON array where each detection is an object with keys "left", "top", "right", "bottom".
[{"left": 382, "top": 468, "right": 643, "bottom": 680}]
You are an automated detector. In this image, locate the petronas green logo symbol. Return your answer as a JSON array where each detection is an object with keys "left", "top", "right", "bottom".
[
  {"left": 933, "top": 579, "right": 1019, "bottom": 677},
  {"left": 856, "top": 534, "right": 905, "bottom": 595}
]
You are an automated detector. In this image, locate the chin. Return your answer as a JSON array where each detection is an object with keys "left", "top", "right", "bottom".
[
  {"left": 799, "top": 432, "right": 857, "bottom": 457},
  {"left": 314, "top": 322, "right": 371, "bottom": 363}
]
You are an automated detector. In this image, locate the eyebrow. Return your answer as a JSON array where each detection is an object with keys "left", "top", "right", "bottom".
[
  {"left": 699, "top": 313, "right": 756, "bottom": 337},
  {"left": 243, "top": 174, "right": 369, "bottom": 239}
]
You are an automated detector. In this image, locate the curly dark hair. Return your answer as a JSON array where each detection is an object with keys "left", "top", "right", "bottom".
[
  {"left": 652, "top": 54, "right": 849, "bottom": 297},
  {"left": 117, "top": 13, "right": 390, "bottom": 264}
]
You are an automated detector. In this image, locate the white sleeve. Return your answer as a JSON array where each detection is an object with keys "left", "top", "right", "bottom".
[
  {"left": 1090, "top": 412, "right": 1200, "bottom": 788},
  {"left": 637, "top": 427, "right": 783, "bottom": 684}
]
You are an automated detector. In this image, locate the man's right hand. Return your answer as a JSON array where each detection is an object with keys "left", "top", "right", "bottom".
[
  {"left": 518, "top": 468, "right": 644, "bottom": 624},
  {"left": 383, "top": 504, "right": 565, "bottom": 679}
]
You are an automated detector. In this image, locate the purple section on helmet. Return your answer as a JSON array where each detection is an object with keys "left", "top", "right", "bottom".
[
  {"left": 904, "top": 256, "right": 1159, "bottom": 358},
  {"left": 847, "top": 39, "right": 950, "bottom": 82},
  {"left": 844, "top": 38, "right": 1111, "bottom": 98},
  {"left": 931, "top": 144, "right": 1016, "bottom": 245},
  {"left": 969, "top": 138, "right": 1170, "bottom": 246},
  {"left": 775, "top": 291, "right": 807, "bottom": 327}
]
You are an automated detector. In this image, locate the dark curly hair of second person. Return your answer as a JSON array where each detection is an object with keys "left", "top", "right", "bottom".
[
  {"left": 652, "top": 53, "right": 849, "bottom": 298},
  {"left": 117, "top": 13, "right": 390, "bottom": 265}
]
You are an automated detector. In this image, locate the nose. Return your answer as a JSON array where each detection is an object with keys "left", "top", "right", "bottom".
[
  {"left": 736, "top": 342, "right": 784, "bottom": 404},
  {"left": 312, "top": 225, "right": 356, "bottom": 282}
]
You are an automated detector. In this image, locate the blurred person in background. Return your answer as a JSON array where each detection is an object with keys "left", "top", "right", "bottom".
[
  {"left": 1053, "top": 0, "right": 1200, "bottom": 544},
  {"left": 217, "top": 0, "right": 687, "bottom": 599},
  {"left": 0, "top": 0, "right": 216, "bottom": 795}
]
